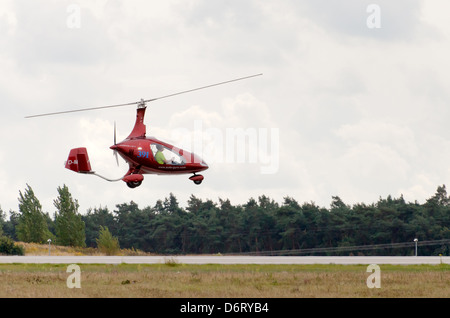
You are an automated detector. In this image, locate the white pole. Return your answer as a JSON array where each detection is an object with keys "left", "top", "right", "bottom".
[
  {"left": 414, "top": 238, "right": 418, "bottom": 256},
  {"left": 48, "top": 239, "right": 52, "bottom": 256}
]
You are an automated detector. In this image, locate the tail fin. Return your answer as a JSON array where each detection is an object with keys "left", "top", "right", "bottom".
[{"left": 65, "top": 147, "right": 92, "bottom": 173}]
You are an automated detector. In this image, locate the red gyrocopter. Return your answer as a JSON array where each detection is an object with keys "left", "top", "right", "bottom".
[{"left": 25, "top": 74, "right": 262, "bottom": 188}]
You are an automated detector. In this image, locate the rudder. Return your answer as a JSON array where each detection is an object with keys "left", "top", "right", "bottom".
[{"left": 65, "top": 147, "right": 92, "bottom": 173}]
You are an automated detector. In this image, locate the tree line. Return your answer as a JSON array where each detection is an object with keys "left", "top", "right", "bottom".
[{"left": 1, "top": 184, "right": 449, "bottom": 256}]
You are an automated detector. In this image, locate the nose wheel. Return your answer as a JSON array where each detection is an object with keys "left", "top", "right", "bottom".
[{"left": 189, "top": 174, "right": 204, "bottom": 185}]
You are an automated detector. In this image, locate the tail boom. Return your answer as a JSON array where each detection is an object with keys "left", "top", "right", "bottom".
[{"left": 65, "top": 147, "right": 124, "bottom": 182}]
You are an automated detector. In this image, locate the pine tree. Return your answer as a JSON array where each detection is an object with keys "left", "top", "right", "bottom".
[
  {"left": 0, "top": 206, "right": 4, "bottom": 237},
  {"left": 54, "top": 184, "right": 86, "bottom": 247},
  {"left": 96, "top": 225, "right": 120, "bottom": 255},
  {"left": 16, "top": 184, "right": 49, "bottom": 243}
]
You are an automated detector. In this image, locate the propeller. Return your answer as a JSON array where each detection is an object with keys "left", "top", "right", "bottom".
[
  {"left": 114, "top": 121, "right": 117, "bottom": 145},
  {"left": 112, "top": 121, "right": 119, "bottom": 166},
  {"left": 24, "top": 73, "right": 263, "bottom": 118}
]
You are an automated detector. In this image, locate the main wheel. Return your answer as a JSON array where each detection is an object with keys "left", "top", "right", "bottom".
[
  {"left": 126, "top": 181, "right": 142, "bottom": 188},
  {"left": 190, "top": 174, "right": 204, "bottom": 185}
]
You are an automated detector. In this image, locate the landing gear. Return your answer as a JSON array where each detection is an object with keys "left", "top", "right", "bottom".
[
  {"left": 126, "top": 181, "right": 142, "bottom": 188},
  {"left": 123, "top": 173, "right": 144, "bottom": 188},
  {"left": 189, "top": 174, "right": 204, "bottom": 185}
]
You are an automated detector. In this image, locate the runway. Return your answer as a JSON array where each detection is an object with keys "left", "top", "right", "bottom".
[{"left": 0, "top": 255, "right": 448, "bottom": 265}]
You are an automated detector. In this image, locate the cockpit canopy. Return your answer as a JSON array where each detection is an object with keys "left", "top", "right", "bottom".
[{"left": 150, "top": 143, "right": 186, "bottom": 165}]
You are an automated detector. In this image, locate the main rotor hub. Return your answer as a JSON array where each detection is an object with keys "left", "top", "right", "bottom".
[{"left": 137, "top": 98, "right": 147, "bottom": 109}]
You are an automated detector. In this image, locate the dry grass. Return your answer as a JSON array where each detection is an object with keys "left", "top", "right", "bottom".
[
  {"left": 0, "top": 263, "right": 448, "bottom": 298},
  {"left": 15, "top": 242, "right": 149, "bottom": 256}
]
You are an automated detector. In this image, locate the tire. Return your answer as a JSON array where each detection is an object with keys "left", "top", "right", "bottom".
[{"left": 127, "top": 181, "right": 142, "bottom": 188}]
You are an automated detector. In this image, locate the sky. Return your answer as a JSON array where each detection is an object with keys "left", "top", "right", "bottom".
[{"left": 1, "top": 0, "right": 450, "bottom": 216}]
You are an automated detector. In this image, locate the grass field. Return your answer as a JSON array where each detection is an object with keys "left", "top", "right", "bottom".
[
  {"left": 0, "top": 262, "right": 448, "bottom": 298},
  {"left": 1, "top": 242, "right": 448, "bottom": 298}
]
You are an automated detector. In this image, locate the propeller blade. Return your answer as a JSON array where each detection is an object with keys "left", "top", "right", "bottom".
[
  {"left": 114, "top": 121, "right": 117, "bottom": 145},
  {"left": 113, "top": 150, "right": 119, "bottom": 167},
  {"left": 24, "top": 73, "right": 263, "bottom": 118},
  {"left": 113, "top": 121, "right": 119, "bottom": 166}
]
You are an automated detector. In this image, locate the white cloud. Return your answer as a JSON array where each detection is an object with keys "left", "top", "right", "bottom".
[
  {"left": 297, "top": 0, "right": 425, "bottom": 40},
  {"left": 335, "top": 120, "right": 418, "bottom": 157},
  {"left": 1, "top": 0, "right": 449, "bottom": 215}
]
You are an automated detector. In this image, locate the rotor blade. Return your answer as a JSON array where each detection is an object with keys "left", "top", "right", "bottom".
[
  {"left": 24, "top": 73, "right": 263, "bottom": 118},
  {"left": 143, "top": 73, "right": 263, "bottom": 103},
  {"left": 25, "top": 101, "right": 138, "bottom": 118}
]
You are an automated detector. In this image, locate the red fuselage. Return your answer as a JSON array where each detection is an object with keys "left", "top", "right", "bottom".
[{"left": 110, "top": 137, "right": 208, "bottom": 176}]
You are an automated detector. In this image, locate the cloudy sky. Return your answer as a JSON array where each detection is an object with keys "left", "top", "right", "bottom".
[{"left": 1, "top": 0, "right": 449, "bottom": 216}]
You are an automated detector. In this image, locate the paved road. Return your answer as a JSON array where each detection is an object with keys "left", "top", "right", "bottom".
[{"left": 0, "top": 255, "right": 448, "bottom": 265}]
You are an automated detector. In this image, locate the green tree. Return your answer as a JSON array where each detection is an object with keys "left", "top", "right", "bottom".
[
  {"left": 16, "top": 184, "right": 49, "bottom": 243},
  {"left": 164, "top": 193, "right": 183, "bottom": 214},
  {"left": 114, "top": 201, "right": 141, "bottom": 249},
  {"left": 54, "top": 185, "right": 86, "bottom": 247},
  {"left": 218, "top": 198, "right": 244, "bottom": 253},
  {"left": 82, "top": 206, "right": 115, "bottom": 247},
  {"left": 96, "top": 225, "right": 120, "bottom": 255},
  {"left": 0, "top": 236, "right": 24, "bottom": 255},
  {"left": 276, "top": 196, "right": 305, "bottom": 251},
  {"left": 241, "top": 197, "right": 277, "bottom": 253},
  {"left": 426, "top": 185, "right": 449, "bottom": 207},
  {"left": 149, "top": 195, "right": 186, "bottom": 254},
  {"left": 0, "top": 206, "right": 4, "bottom": 237},
  {"left": 3, "top": 210, "right": 19, "bottom": 240}
]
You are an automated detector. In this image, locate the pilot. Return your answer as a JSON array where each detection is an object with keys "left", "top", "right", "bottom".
[{"left": 155, "top": 144, "right": 173, "bottom": 164}]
